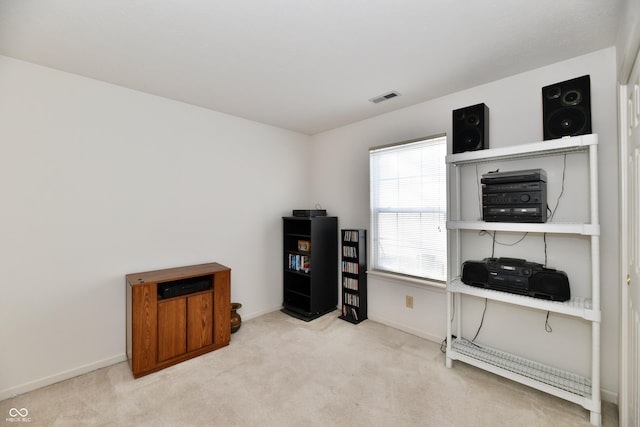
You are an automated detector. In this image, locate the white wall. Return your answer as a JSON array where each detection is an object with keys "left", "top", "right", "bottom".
[
  {"left": 0, "top": 56, "right": 312, "bottom": 399},
  {"left": 310, "top": 48, "right": 619, "bottom": 400}
]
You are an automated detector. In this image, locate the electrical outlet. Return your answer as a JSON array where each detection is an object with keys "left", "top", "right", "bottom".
[{"left": 406, "top": 295, "right": 414, "bottom": 309}]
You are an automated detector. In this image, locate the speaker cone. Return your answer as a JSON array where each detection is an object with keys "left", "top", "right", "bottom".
[
  {"left": 546, "top": 108, "right": 587, "bottom": 139},
  {"left": 545, "top": 87, "right": 561, "bottom": 100},
  {"left": 465, "top": 113, "right": 480, "bottom": 126},
  {"left": 562, "top": 89, "right": 583, "bottom": 106},
  {"left": 459, "top": 128, "right": 482, "bottom": 151}
]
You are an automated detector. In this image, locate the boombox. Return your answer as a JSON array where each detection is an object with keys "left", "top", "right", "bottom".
[{"left": 461, "top": 257, "right": 570, "bottom": 301}]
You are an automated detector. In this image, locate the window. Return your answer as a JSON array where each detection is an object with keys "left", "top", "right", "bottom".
[{"left": 369, "top": 134, "right": 447, "bottom": 282}]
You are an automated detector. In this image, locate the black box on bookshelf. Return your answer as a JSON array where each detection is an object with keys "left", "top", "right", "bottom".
[{"left": 292, "top": 209, "right": 327, "bottom": 217}]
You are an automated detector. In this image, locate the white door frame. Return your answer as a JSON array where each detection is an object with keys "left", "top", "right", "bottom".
[
  {"left": 619, "top": 43, "right": 640, "bottom": 427},
  {"left": 618, "top": 73, "right": 630, "bottom": 427}
]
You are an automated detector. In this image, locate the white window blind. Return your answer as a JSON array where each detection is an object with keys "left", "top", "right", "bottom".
[{"left": 369, "top": 135, "right": 447, "bottom": 282}]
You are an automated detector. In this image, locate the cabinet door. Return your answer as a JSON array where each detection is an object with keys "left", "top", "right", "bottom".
[
  {"left": 187, "top": 292, "right": 213, "bottom": 351},
  {"left": 157, "top": 298, "right": 187, "bottom": 362}
]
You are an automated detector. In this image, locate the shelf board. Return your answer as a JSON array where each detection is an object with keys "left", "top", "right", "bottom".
[
  {"left": 282, "top": 306, "right": 336, "bottom": 322},
  {"left": 285, "top": 232, "right": 311, "bottom": 238},
  {"left": 339, "top": 314, "right": 365, "bottom": 324},
  {"left": 447, "top": 279, "right": 600, "bottom": 321},
  {"left": 285, "top": 269, "right": 311, "bottom": 276},
  {"left": 448, "top": 338, "right": 597, "bottom": 409},
  {"left": 446, "top": 134, "right": 597, "bottom": 165},
  {"left": 446, "top": 220, "right": 599, "bottom": 236},
  {"left": 284, "top": 288, "right": 310, "bottom": 298}
]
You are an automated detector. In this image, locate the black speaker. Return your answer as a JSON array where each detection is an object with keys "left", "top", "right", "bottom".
[
  {"left": 542, "top": 75, "right": 591, "bottom": 140},
  {"left": 461, "top": 260, "right": 489, "bottom": 287},
  {"left": 529, "top": 270, "right": 570, "bottom": 302},
  {"left": 452, "top": 103, "right": 489, "bottom": 154}
]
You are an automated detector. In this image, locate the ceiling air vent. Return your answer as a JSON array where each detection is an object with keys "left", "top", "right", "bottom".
[{"left": 369, "top": 91, "right": 401, "bottom": 104}]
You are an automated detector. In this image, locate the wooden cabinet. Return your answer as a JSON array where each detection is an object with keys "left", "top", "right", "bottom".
[
  {"left": 282, "top": 216, "right": 338, "bottom": 321},
  {"left": 126, "top": 262, "right": 231, "bottom": 378}
]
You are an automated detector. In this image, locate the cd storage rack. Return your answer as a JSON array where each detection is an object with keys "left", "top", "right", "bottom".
[
  {"left": 444, "top": 134, "right": 601, "bottom": 426},
  {"left": 339, "top": 229, "right": 367, "bottom": 324}
]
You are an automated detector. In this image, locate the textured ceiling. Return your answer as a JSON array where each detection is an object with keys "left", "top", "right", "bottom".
[{"left": 0, "top": 1, "right": 624, "bottom": 135}]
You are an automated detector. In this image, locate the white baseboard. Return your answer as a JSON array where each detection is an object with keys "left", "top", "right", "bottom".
[
  {"left": 600, "top": 388, "right": 618, "bottom": 405},
  {"left": 243, "top": 305, "right": 283, "bottom": 322},
  {"left": 366, "top": 314, "right": 444, "bottom": 344},
  {"left": 0, "top": 353, "right": 127, "bottom": 401}
]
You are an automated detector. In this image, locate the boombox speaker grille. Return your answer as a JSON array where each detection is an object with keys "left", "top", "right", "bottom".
[{"left": 461, "top": 260, "right": 489, "bottom": 287}]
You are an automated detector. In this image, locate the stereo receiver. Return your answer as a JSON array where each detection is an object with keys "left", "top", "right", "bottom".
[
  {"left": 157, "top": 276, "right": 212, "bottom": 299},
  {"left": 482, "top": 169, "right": 547, "bottom": 223}
]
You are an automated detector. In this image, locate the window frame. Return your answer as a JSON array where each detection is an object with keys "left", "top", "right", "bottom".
[{"left": 369, "top": 134, "right": 448, "bottom": 287}]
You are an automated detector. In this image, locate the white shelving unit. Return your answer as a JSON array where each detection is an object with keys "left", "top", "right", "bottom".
[{"left": 444, "top": 134, "right": 601, "bottom": 426}]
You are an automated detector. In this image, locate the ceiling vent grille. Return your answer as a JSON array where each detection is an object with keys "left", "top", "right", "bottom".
[{"left": 369, "top": 91, "right": 401, "bottom": 104}]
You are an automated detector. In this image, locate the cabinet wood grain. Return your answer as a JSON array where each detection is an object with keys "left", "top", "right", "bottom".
[{"left": 126, "top": 262, "right": 231, "bottom": 378}]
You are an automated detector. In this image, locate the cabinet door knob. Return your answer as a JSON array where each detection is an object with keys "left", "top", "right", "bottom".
[{"left": 628, "top": 274, "right": 631, "bottom": 286}]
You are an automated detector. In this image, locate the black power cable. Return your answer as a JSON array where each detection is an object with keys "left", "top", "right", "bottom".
[{"left": 471, "top": 298, "right": 488, "bottom": 343}]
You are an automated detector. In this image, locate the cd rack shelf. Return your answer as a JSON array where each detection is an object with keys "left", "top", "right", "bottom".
[{"left": 339, "top": 229, "right": 367, "bottom": 324}]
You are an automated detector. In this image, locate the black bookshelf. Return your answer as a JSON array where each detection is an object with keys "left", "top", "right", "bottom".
[
  {"left": 282, "top": 216, "right": 338, "bottom": 321},
  {"left": 339, "top": 229, "right": 367, "bottom": 324}
]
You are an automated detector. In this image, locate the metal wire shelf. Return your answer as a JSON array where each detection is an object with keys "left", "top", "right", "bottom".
[{"left": 451, "top": 337, "right": 592, "bottom": 397}]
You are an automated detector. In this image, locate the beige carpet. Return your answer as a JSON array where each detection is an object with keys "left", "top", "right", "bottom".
[{"left": 1, "top": 311, "right": 617, "bottom": 426}]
